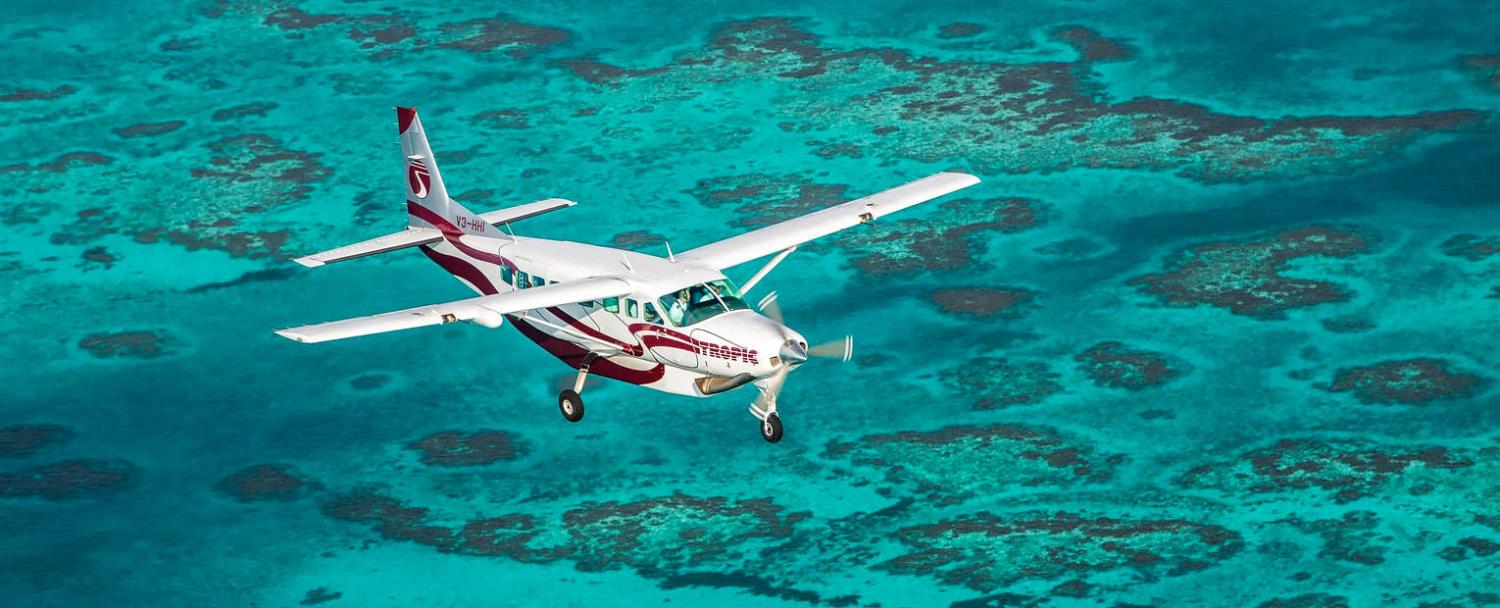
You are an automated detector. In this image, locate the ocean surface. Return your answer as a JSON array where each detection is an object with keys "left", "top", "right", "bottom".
[{"left": 2, "top": 1, "right": 1498, "bottom": 606}]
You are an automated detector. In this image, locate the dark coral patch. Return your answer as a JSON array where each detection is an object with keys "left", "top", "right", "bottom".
[
  {"left": 611, "top": 230, "right": 666, "bottom": 251},
  {"left": 1074, "top": 341, "right": 1183, "bottom": 390},
  {"left": 438, "top": 16, "right": 569, "bottom": 56},
  {"left": 1053, "top": 25, "right": 1133, "bottom": 62},
  {"left": 687, "top": 173, "right": 852, "bottom": 228},
  {"left": 473, "top": 109, "right": 530, "bottom": 129},
  {"left": 881, "top": 511, "right": 1241, "bottom": 590},
  {"left": 1327, "top": 358, "right": 1484, "bottom": 406},
  {"left": 216, "top": 463, "right": 313, "bottom": 502},
  {"left": 1462, "top": 54, "right": 1500, "bottom": 86},
  {"left": 827, "top": 425, "right": 1117, "bottom": 502},
  {"left": 1282, "top": 511, "right": 1388, "bottom": 565},
  {"left": 299, "top": 588, "right": 342, "bottom": 606},
  {"left": 930, "top": 287, "right": 1035, "bottom": 319},
  {"left": 263, "top": 7, "right": 339, "bottom": 31},
  {"left": 212, "top": 101, "right": 278, "bottom": 121},
  {"left": 1180, "top": 438, "right": 1474, "bottom": 503},
  {"left": 348, "top": 373, "right": 390, "bottom": 391},
  {"left": 113, "top": 121, "right": 186, "bottom": 138},
  {"left": 0, "top": 459, "right": 140, "bottom": 500},
  {"left": 406, "top": 430, "right": 528, "bottom": 466},
  {"left": 1129, "top": 226, "right": 1370, "bottom": 319},
  {"left": 1257, "top": 594, "right": 1351, "bottom": 608},
  {"left": 837, "top": 197, "right": 1047, "bottom": 275},
  {"left": 1, "top": 151, "right": 114, "bottom": 174},
  {"left": 79, "top": 330, "right": 173, "bottom": 359},
  {"left": 190, "top": 134, "right": 331, "bottom": 202},
  {"left": 0, "top": 424, "right": 72, "bottom": 458},
  {"left": 555, "top": 59, "right": 669, "bottom": 85},
  {"left": 1439, "top": 234, "right": 1500, "bottom": 261},
  {"left": 0, "top": 85, "right": 77, "bottom": 102},
  {"left": 940, "top": 357, "right": 1062, "bottom": 409},
  {"left": 936, "top": 23, "right": 985, "bottom": 40},
  {"left": 564, "top": 494, "right": 797, "bottom": 573}
]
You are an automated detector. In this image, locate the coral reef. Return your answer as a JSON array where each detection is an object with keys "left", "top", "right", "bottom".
[
  {"left": 1074, "top": 341, "right": 1184, "bottom": 390},
  {"left": 216, "top": 463, "right": 313, "bottom": 502},
  {"left": 1327, "top": 358, "right": 1484, "bottom": 405},
  {"left": 827, "top": 425, "right": 1119, "bottom": 502},
  {"left": 0, "top": 424, "right": 72, "bottom": 458},
  {"left": 78, "top": 330, "right": 173, "bottom": 359},
  {"left": 881, "top": 511, "right": 1242, "bottom": 589},
  {"left": 930, "top": 287, "right": 1035, "bottom": 319},
  {"left": 1180, "top": 439, "right": 1474, "bottom": 503},
  {"left": 0, "top": 459, "right": 140, "bottom": 500},
  {"left": 940, "top": 357, "right": 1063, "bottom": 409},
  {"left": 1130, "top": 226, "right": 1370, "bottom": 318},
  {"left": 406, "top": 430, "right": 528, "bottom": 466}
]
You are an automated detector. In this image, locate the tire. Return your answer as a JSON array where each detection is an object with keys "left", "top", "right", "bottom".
[
  {"left": 558, "top": 389, "right": 584, "bottom": 422},
  {"left": 760, "top": 413, "right": 783, "bottom": 443}
]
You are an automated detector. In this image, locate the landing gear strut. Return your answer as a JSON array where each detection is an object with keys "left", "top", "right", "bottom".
[
  {"left": 559, "top": 354, "right": 596, "bottom": 423},
  {"left": 749, "top": 386, "right": 783, "bottom": 444}
]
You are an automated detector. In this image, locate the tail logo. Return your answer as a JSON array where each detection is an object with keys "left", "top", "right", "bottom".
[{"left": 407, "top": 159, "right": 431, "bottom": 199}]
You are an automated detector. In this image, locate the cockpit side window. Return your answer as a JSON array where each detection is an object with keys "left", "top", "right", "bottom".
[{"left": 643, "top": 302, "right": 664, "bottom": 325}]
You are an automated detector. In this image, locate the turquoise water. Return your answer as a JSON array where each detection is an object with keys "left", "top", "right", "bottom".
[{"left": 3, "top": 1, "right": 1498, "bottom": 606}]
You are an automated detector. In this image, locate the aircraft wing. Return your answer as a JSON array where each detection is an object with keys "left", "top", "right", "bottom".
[
  {"left": 275, "top": 276, "right": 631, "bottom": 343},
  {"left": 677, "top": 172, "right": 980, "bottom": 270}
]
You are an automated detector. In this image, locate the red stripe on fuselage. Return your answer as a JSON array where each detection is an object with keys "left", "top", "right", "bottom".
[
  {"left": 510, "top": 315, "right": 665, "bottom": 385},
  {"left": 419, "top": 245, "right": 498, "bottom": 295}
]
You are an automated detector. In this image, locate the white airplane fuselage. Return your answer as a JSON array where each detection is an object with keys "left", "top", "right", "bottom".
[{"left": 421, "top": 224, "right": 803, "bottom": 397}]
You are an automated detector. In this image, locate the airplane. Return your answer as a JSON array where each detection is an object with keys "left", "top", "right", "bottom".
[{"left": 275, "top": 107, "right": 980, "bottom": 443}]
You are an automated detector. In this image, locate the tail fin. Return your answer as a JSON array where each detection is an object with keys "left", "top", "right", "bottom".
[{"left": 397, "top": 107, "right": 503, "bottom": 238}]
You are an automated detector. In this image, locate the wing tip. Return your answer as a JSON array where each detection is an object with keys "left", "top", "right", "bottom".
[
  {"left": 938, "top": 171, "right": 981, "bottom": 186},
  {"left": 274, "top": 328, "right": 312, "bottom": 343},
  {"left": 292, "top": 256, "right": 324, "bottom": 268}
]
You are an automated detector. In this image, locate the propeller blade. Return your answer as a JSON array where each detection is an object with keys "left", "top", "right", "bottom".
[
  {"left": 808, "top": 335, "right": 854, "bottom": 362},
  {"left": 757, "top": 291, "right": 784, "bottom": 325}
]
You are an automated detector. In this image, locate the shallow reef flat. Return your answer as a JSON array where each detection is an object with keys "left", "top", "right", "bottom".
[{"left": 2, "top": 0, "right": 1499, "bottom": 606}]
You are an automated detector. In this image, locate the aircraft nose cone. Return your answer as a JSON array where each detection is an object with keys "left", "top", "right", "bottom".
[{"left": 778, "top": 340, "right": 809, "bottom": 365}]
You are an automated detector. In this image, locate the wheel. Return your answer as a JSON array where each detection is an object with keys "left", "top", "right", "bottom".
[
  {"left": 558, "top": 389, "right": 584, "bottom": 422},
  {"left": 759, "top": 413, "right": 783, "bottom": 443}
]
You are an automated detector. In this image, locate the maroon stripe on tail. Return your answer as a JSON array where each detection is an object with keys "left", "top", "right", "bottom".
[
  {"left": 419, "top": 245, "right": 498, "bottom": 295},
  {"left": 406, "top": 201, "right": 518, "bottom": 271},
  {"left": 397, "top": 107, "right": 417, "bottom": 134}
]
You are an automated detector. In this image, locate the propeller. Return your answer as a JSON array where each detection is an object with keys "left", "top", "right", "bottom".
[{"left": 757, "top": 291, "right": 854, "bottom": 363}]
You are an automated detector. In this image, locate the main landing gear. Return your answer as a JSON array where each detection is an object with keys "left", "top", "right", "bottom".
[{"left": 558, "top": 354, "right": 596, "bottom": 423}]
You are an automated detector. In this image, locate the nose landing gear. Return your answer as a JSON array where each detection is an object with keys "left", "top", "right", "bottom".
[
  {"left": 749, "top": 384, "right": 783, "bottom": 444},
  {"left": 558, "top": 354, "right": 596, "bottom": 423}
]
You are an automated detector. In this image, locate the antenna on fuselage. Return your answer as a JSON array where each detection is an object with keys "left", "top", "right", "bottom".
[
  {"left": 665, "top": 241, "right": 675, "bottom": 262},
  {"left": 620, "top": 254, "right": 635, "bottom": 273},
  {"left": 504, "top": 222, "right": 517, "bottom": 242}
]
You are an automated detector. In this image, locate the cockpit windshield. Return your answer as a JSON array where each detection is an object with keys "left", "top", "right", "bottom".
[{"left": 658, "top": 279, "right": 749, "bottom": 326}]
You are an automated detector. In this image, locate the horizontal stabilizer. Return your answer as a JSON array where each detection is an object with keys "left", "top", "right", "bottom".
[
  {"left": 294, "top": 228, "right": 442, "bottom": 268},
  {"left": 293, "top": 198, "right": 577, "bottom": 268},
  {"left": 479, "top": 198, "right": 575, "bottom": 226},
  {"left": 276, "top": 276, "right": 631, "bottom": 343}
]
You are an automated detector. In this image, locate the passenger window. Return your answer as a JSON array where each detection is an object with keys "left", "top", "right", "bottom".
[
  {"left": 501, "top": 266, "right": 513, "bottom": 285},
  {"left": 532, "top": 275, "right": 546, "bottom": 288},
  {"left": 516, "top": 271, "right": 529, "bottom": 289},
  {"left": 625, "top": 299, "right": 639, "bottom": 318},
  {"left": 644, "top": 302, "right": 663, "bottom": 325},
  {"left": 603, "top": 297, "right": 619, "bottom": 313}
]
